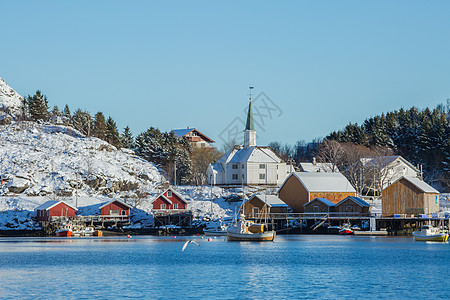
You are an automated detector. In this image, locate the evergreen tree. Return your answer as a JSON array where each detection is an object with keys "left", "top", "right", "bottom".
[
  {"left": 63, "top": 104, "right": 71, "bottom": 119},
  {"left": 105, "top": 116, "right": 121, "bottom": 148},
  {"left": 72, "top": 109, "right": 92, "bottom": 136},
  {"left": 27, "top": 90, "right": 49, "bottom": 121},
  {"left": 92, "top": 112, "right": 107, "bottom": 140},
  {"left": 120, "top": 126, "right": 134, "bottom": 149},
  {"left": 51, "top": 105, "right": 61, "bottom": 118}
]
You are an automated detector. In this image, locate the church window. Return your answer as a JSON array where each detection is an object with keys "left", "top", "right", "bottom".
[
  {"left": 259, "top": 164, "right": 266, "bottom": 169},
  {"left": 232, "top": 174, "right": 238, "bottom": 180},
  {"left": 259, "top": 174, "right": 266, "bottom": 180},
  {"left": 242, "top": 174, "right": 244, "bottom": 179},
  {"left": 232, "top": 164, "right": 238, "bottom": 169}
]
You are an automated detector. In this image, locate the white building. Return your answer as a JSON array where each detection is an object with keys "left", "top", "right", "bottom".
[
  {"left": 298, "top": 158, "right": 340, "bottom": 173},
  {"left": 207, "top": 101, "right": 292, "bottom": 186}
]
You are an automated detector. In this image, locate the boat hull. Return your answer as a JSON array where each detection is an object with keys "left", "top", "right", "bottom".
[
  {"left": 412, "top": 232, "right": 448, "bottom": 242},
  {"left": 203, "top": 230, "right": 227, "bottom": 236},
  {"left": 56, "top": 229, "right": 73, "bottom": 237},
  {"left": 227, "top": 231, "right": 276, "bottom": 241},
  {"left": 339, "top": 229, "right": 354, "bottom": 235}
]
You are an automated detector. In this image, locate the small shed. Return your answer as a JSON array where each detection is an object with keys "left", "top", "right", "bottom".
[
  {"left": 382, "top": 176, "right": 439, "bottom": 217},
  {"left": 243, "top": 194, "right": 289, "bottom": 218},
  {"left": 278, "top": 172, "right": 356, "bottom": 213},
  {"left": 152, "top": 187, "right": 188, "bottom": 211},
  {"left": 304, "top": 198, "right": 335, "bottom": 213},
  {"left": 335, "top": 196, "right": 370, "bottom": 215},
  {"left": 99, "top": 199, "right": 133, "bottom": 220},
  {"left": 35, "top": 200, "right": 77, "bottom": 222}
]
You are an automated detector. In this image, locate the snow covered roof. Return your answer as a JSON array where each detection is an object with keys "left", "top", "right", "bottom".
[
  {"left": 386, "top": 176, "right": 439, "bottom": 194},
  {"left": 208, "top": 163, "right": 224, "bottom": 173},
  {"left": 99, "top": 199, "right": 133, "bottom": 210},
  {"left": 299, "top": 162, "right": 339, "bottom": 173},
  {"left": 151, "top": 187, "right": 188, "bottom": 204},
  {"left": 171, "top": 128, "right": 215, "bottom": 143},
  {"left": 249, "top": 194, "right": 288, "bottom": 207},
  {"left": 304, "top": 198, "right": 336, "bottom": 207},
  {"left": 217, "top": 145, "right": 284, "bottom": 164},
  {"left": 281, "top": 172, "right": 356, "bottom": 193},
  {"left": 34, "top": 200, "right": 78, "bottom": 211},
  {"left": 361, "top": 155, "right": 419, "bottom": 172},
  {"left": 336, "top": 196, "right": 370, "bottom": 207}
]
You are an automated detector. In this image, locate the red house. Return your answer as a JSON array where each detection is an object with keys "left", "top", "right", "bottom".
[
  {"left": 152, "top": 187, "right": 188, "bottom": 211},
  {"left": 99, "top": 199, "right": 133, "bottom": 220},
  {"left": 34, "top": 200, "right": 77, "bottom": 222}
]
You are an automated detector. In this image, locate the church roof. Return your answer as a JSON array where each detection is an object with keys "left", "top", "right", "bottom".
[
  {"left": 217, "top": 145, "right": 284, "bottom": 164},
  {"left": 245, "top": 101, "right": 255, "bottom": 131}
]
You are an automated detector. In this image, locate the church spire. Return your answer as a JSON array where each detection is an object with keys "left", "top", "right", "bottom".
[{"left": 244, "top": 87, "right": 256, "bottom": 148}]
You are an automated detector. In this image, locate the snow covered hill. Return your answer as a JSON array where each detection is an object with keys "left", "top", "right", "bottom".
[{"left": 0, "top": 78, "right": 24, "bottom": 121}]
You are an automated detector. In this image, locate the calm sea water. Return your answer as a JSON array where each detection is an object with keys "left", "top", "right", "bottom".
[{"left": 0, "top": 235, "right": 448, "bottom": 299}]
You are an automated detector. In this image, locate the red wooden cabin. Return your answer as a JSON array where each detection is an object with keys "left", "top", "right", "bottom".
[
  {"left": 34, "top": 200, "right": 77, "bottom": 222},
  {"left": 99, "top": 199, "right": 133, "bottom": 220},
  {"left": 152, "top": 187, "right": 188, "bottom": 211}
]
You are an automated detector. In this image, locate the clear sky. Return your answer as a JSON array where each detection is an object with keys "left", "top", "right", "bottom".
[{"left": 2, "top": 1, "right": 450, "bottom": 148}]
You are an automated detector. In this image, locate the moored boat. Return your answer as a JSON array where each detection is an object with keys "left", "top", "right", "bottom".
[
  {"left": 338, "top": 224, "right": 354, "bottom": 235},
  {"left": 204, "top": 226, "right": 228, "bottom": 236},
  {"left": 56, "top": 224, "right": 73, "bottom": 237},
  {"left": 412, "top": 225, "right": 448, "bottom": 242},
  {"left": 227, "top": 215, "right": 275, "bottom": 241}
]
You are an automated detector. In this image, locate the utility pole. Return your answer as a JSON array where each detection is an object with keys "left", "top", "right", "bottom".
[{"left": 174, "top": 159, "right": 177, "bottom": 189}]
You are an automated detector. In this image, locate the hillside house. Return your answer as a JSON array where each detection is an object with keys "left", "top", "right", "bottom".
[
  {"left": 304, "top": 198, "right": 335, "bottom": 213},
  {"left": 382, "top": 176, "right": 439, "bottom": 217},
  {"left": 243, "top": 194, "right": 289, "bottom": 219},
  {"left": 361, "top": 155, "right": 419, "bottom": 194},
  {"left": 99, "top": 199, "right": 133, "bottom": 220},
  {"left": 35, "top": 200, "right": 77, "bottom": 222},
  {"left": 207, "top": 101, "right": 292, "bottom": 186},
  {"left": 152, "top": 187, "right": 188, "bottom": 211},
  {"left": 278, "top": 172, "right": 356, "bottom": 213},
  {"left": 334, "top": 196, "right": 370, "bottom": 215},
  {"left": 171, "top": 127, "right": 215, "bottom": 148}
]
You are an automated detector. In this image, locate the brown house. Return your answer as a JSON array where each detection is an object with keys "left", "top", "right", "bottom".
[
  {"left": 335, "top": 196, "right": 370, "bottom": 215},
  {"left": 304, "top": 198, "right": 335, "bottom": 213},
  {"left": 243, "top": 194, "right": 289, "bottom": 219},
  {"left": 382, "top": 176, "right": 439, "bottom": 217},
  {"left": 278, "top": 172, "right": 356, "bottom": 213}
]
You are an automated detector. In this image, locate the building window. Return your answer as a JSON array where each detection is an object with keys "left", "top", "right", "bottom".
[
  {"left": 122, "top": 210, "right": 126, "bottom": 215},
  {"left": 346, "top": 206, "right": 353, "bottom": 212},
  {"left": 242, "top": 174, "right": 244, "bottom": 179},
  {"left": 252, "top": 207, "right": 259, "bottom": 216},
  {"left": 259, "top": 164, "right": 266, "bottom": 169},
  {"left": 201, "top": 143, "right": 206, "bottom": 147},
  {"left": 259, "top": 174, "right": 265, "bottom": 180},
  {"left": 241, "top": 164, "right": 244, "bottom": 169},
  {"left": 110, "top": 210, "right": 119, "bottom": 215},
  {"left": 161, "top": 204, "right": 166, "bottom": 209},
  {"left": 313, "top": 206, "right": 319, "bottom": 212},
  {"left": 232, "top": 164, "right": 238, "bottom": 169},
  {"left": 174, "top": 203, "right": 178, "bottom": 209},
  {"left": 232, "top": 174, "right": 238, "bottom": 180},
  {"left": 167, "top": 191, "right": 172, "bottom": 197}
]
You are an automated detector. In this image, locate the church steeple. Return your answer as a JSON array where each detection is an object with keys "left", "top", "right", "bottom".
[{"left": 244, "top": 94, "right": 256, "bottom": 148}]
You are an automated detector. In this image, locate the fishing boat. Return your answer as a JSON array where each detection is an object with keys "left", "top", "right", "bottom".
[
  {"left": 338, "top": 224, "right": 354, "bottom": 235},
  {"left": 412, "top": 225, "right": 448, "bottom": 242},
  {"left": 227, "top": 215, "right": 275, "bottom": 241},
  {"left": 55, "top": 224, "right": 73, "bottom": 237}
]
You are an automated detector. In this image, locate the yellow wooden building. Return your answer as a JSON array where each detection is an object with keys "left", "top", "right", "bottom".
[
  {"left": 382, "top": 176, "right": 439, "bottom": 217},
  {"left": 243, "top": 194, "right": 289, "bottom": 219},
  {"left": 277, "top": 172, "right": 356, "bottom": 213}
]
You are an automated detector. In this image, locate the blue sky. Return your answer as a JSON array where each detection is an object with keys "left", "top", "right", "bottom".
[{"left": 2, "top": 1, "right": 450, "bottom": 148}]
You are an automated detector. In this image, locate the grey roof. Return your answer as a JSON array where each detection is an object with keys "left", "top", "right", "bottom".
[
  {"left": 34, "top": 200, "right": 77, "bottom": 211},
  {"left": 249, "top": 194, "right": 288, "bottom": 207},
  {"left": 304, "top": 198, "right": 335, "bottom": 207},
  {"left": 299, "top": 162, "right": 339, "bottom": 173},
  {"left": 400, "top": 177, "right": 439, "bottom": 194},
  {"left": 99, "top": 199, "right": 133, "bottom": 210},
  {"left": 336, "top": 196, "right": 370, "bottom": 207},
  {"left": 287, "top": 172, "right": 356, "bottom": 193}
]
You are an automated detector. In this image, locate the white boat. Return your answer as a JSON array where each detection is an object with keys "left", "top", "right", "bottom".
[
  {"left": 412, "top": 225, "right": 448, "bottom": 242},
  {"left": 227, "top": 215, "right": 275, "bottom": 241},
  {"left": 203, "top": 225, "right": 228, "bottom": 236}
]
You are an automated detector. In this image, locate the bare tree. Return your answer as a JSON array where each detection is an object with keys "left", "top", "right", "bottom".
[{"left": 315, "top": 139, "right": 345, "bottom": 172}]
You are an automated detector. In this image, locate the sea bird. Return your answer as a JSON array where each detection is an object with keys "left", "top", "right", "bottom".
[{"left": 182, "top": 240, "right": 200, "bottom": 251}]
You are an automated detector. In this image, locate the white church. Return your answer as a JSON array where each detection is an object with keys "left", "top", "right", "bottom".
[{"left": 207, "top": 101, "right": 292, "bottom": 186}]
